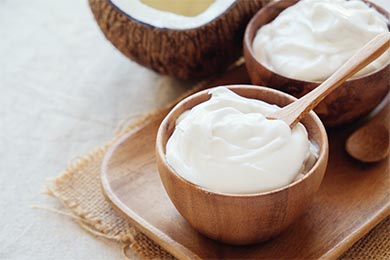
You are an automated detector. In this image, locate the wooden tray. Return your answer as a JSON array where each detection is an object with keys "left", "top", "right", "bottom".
[{"left": 101, "top": 66, "right": 389, "bottom": 260}]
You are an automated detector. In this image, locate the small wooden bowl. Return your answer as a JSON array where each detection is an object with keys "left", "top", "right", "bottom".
[
  {"left": 243, "top": 0, "right": 390, "bottom": 127},
  {"left": 156, "top": 85, "right": 329, "bottom": 245}
]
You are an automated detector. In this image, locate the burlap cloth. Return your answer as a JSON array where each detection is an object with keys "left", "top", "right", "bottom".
[{"left": 44, "top": 86, "right": 390, "bottom": 259}]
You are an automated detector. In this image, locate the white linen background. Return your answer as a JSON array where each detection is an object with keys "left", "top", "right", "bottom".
[{"left": 0, "top": 0, "right": 388, "bottom": 259}]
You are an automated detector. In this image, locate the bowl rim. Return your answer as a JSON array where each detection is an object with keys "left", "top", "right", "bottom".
[
  {"left": 243, "top": 0, "right": 390, "bottom": 85},
  {"left": 156, "top": 85, "right": 329, "bottom": 198}
]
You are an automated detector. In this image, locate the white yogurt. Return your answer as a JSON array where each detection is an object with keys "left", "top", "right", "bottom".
[
  {"left": 253, "top": 0, "right": 390, "bottom": 81},
  {"left": 166, "top": 87, "right": 317, "bottom": 194}
]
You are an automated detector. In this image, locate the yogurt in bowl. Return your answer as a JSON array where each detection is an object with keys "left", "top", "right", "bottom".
[
  {"left": 156, "top": 85, "right": 328, "bottom": 245},
  {"left": 243, "top": 0, "right": 390, "bottom": 126},
  {"left": 252, "top": 0, "right": 390, "bottom": 82},
  {"left": 166, "top": 87, "right": 318, "bottom": 194}
]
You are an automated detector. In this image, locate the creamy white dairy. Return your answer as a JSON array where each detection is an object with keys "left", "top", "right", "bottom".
[
  {"left": 166, "top": 87, "right": 317, "bottom": 194},
  {"left": 110, "top": 0, "right": 235, "bottom": 29},
  {"left": 253, "top": 0, "right": 390, "bottom": 81}
]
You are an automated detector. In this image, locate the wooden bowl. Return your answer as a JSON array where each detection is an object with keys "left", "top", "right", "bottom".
[
  {"left": 156, "top": 85, "right": 329, "bottom": 245},
  {"left": 243, "top": 0, "right": 390, "bottom": 127}
]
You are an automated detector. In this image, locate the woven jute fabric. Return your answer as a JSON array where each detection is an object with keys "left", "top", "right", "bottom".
[
  {"left": 44, "top": 112, "right": 171, "bottom": 259},
  {"left": 44, "top": 111, "right": 176, "bottom": 259},
  {"left": 44, "top": 78, "right": 389, "bottom": 258},
  {"left": 339, "top": 217, "right": 389, "bottom": 260}
]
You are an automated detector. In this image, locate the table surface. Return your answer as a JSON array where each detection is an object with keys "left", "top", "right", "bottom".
[{"left": 0, "top": 0, "right": 388, "bottom": 259}]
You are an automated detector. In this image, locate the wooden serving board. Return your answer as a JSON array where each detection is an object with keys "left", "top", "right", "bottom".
[{"left": 101, "top": 66, "right": 389, "bottom": 260}]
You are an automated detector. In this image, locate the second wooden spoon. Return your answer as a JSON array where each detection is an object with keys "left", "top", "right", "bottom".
[
  {"left": 346, "top": 100, "right": 389, "bottom": 163},
  {"left": 268, "top": 32, "right": 390, "bottom": 128}
]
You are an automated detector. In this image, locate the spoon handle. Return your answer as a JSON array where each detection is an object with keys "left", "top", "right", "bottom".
[{"left": 270, "top": 32, "right": 390, "bottom": 128}]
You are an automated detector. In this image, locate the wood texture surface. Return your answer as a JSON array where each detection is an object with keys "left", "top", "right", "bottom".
[
  {"left": 101, "top": 66, "right": 390, "bottom": 259},
  {"left": 243, "top": 0, "right": 390, "bottom": 126},
  {"left": 88, "top": 0, "right": 266, "bottom": 79}
]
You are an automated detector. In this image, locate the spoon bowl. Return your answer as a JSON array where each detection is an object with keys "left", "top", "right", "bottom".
[{"left": 346, "top": 101, "right": 390, "bottom": 163}]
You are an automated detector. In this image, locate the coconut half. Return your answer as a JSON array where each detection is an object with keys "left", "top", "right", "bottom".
[{"left": 89, "top": 0, "right": 267, "bottom": 79}]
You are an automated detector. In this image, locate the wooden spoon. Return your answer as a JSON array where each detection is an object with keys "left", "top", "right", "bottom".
[
  {"left": 268, "top": 32, "right": 390, "bottom": 128},
  {"left": 346, "top": 101, "right": 389, "bottom": 163}
]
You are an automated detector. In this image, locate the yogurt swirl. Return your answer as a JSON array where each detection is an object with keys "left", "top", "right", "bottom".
[
  {"left": 253, "top": 0, "right": 390, "bottom": 81},
  {"left": 166, "top": 87, "right": 317, "bottom": 194}
]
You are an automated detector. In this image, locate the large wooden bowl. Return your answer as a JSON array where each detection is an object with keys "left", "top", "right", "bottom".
[
  {"left": 156, "top": 85, "right": 329, "bottom": 245},
  {"left": 243, "top": 0, "right": 390, "bottom": 127}
]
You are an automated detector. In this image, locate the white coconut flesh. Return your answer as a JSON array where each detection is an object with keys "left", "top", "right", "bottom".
[{"left": 110, "top": 0, "right": 236, "bottom": 29}]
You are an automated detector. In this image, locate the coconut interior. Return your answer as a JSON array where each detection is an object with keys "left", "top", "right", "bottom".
[
  {"left": 141, "top": 0, "right": 215, "bottom": 17},
  {"left": 111, "top": 0, "right": 236, "bottom": 29}
]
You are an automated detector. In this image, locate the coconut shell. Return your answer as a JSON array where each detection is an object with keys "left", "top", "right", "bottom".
[{"left": 89, "top": 0, "right": 267, "bottom": 79}]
